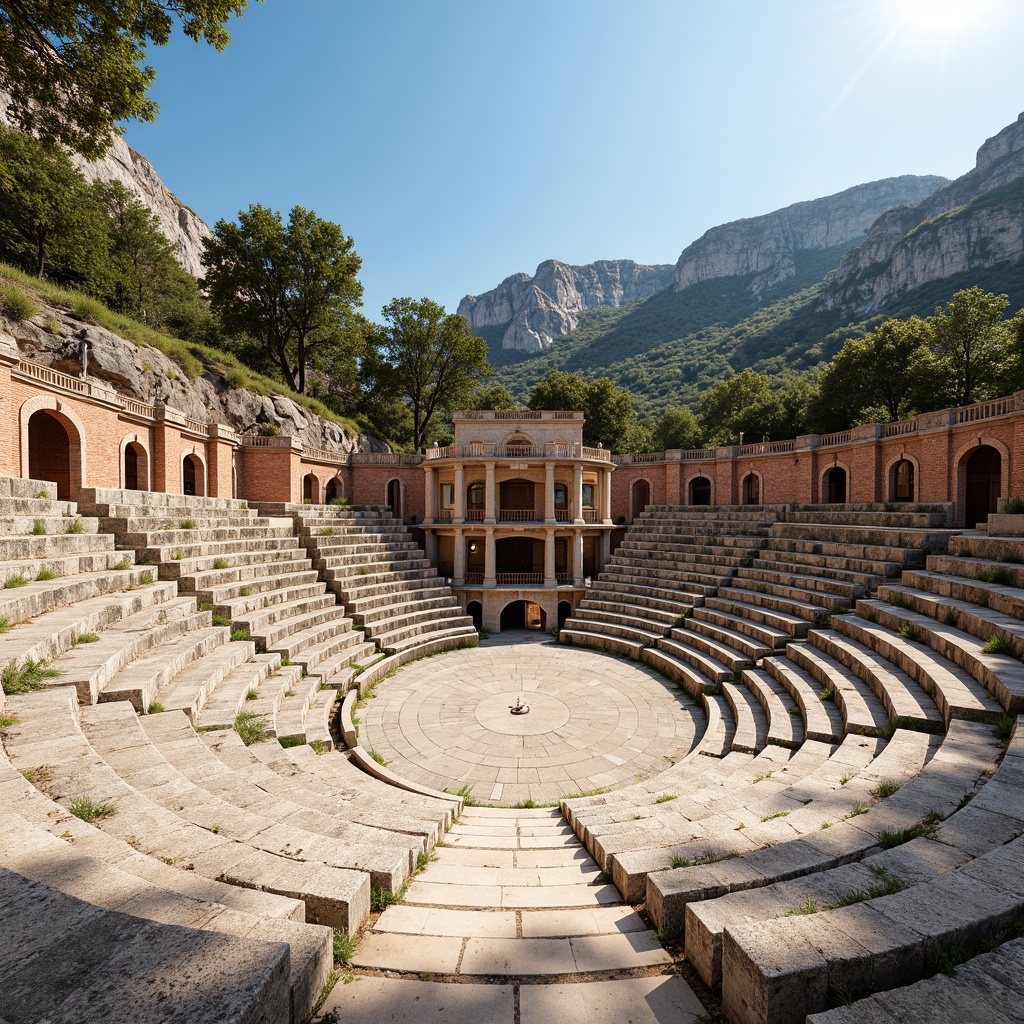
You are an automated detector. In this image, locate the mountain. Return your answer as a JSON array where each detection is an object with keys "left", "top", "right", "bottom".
[
  {"left": 458, "top": 259, "right": 675, "bottom": 352},
  {"left": 0, "top": 91, "right": 211, "bottom": 277},
  {"left": 460, "top": 176, "right": 945, "bottom": 358},
  {"left": 819, "top": 112, "right": 1024, "bottom": 315}
]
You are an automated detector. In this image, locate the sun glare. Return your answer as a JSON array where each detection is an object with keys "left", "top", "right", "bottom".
[{"left": 893, "top": 0, "right": 991, "bottom": 35}]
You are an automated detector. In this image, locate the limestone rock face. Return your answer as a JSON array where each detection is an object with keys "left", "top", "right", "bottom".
[
  {"left": 0, "top": 91, "right": 212, "bottom": 277},
  {"left": 819, "top": 112, "right": 1024, "bottom": 315},
  {"left": 5, "top": 298, "right": 384, "bottom": 452},
  {"left": 673, "top": 176, "right": 947, "bottom": 297},
  {"left": 458, "top": 259, "right": 675, "bottom": 352}
]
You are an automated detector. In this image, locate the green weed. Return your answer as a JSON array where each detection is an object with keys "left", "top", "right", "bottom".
[
  {"left": 69, "top": 796, "right": 116, "bottom": 822},
  {"left": 147, "top": 701, "right": 165, "bottom": 714},
  {"left": 233, "top": 710, "right": 268, "bottom": 746},
  {"left": 2, "top": 659, "right": 60, "bottom": 693}
]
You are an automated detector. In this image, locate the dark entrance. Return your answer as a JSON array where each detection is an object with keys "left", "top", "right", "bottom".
[
  {"left": 123, "top": 443, "right": 143, "bottom": 490},
  {"left": 28, "top": 410, "right": 71, "bottom": 500},
  {"left": 689, "top": 476, "right": 711, "bottom": 506},
  {"left": 742, "top": 473, "right": 760, "bottom": 505},
  {"left": 557, "top": 601, "right": 571, "bottom": 629},
  {"left": 824, "top": 467, "right": 847, "bottom": 504},
  {"left": 965, "top": 446, "right": 1001, "bottom": 528},
  {"left": 466, "top": 601, "right": 483, "bottom": 630},
  {"left": 500, "top": 600, "right": 545, "bottom": 631}
]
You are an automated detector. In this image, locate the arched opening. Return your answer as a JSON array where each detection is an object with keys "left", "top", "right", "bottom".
[
  {"left": 325, "top": 476, "right": 342, "bottom": 503},
  {"left": 28, "top": 410, "right": 73, "bottom": 500},
  {"left": 466, "top": 601, "right": 483, "bottom": 630},
  {"left": 302, "top": 473, "right": 320, "bottom": 504},
  {"left": 499, "top": 478, "right": 536, "bottom": 520},
  {"left": 631, "top": 479, "right": 651, "bottom": 520},
  {"left": 123, "top": 441, "right": 148, "bottom": 491},
  {"left": 500, "top": 600, "right": 546, "bottom": 631},
  {"left": 742, "top": 473, "right": 761, "bottom": 505},
  {"left": 554, "top": 482, "right": 569, "bottom": 521},
  {"left": 505, "top": 433, "right": 533, "bottom": 456},
  {"left": 387, "top": 478, "right": 403, "bottom": 521},
  {"left": 964, "top": 446, "right": 1001, "bottom": 528},
  {"left": 889, "top": 459, "right": 915, "bottom": 503},
  {"left": 557, "top": 601, "right": 571, "bottom": 630},
  {"left": 182, "top": 453, "right": 205, "bottom": 497},
  {"left": 689, "top": 476, "right": 712, "bottom": 506},
  {"left": 823, "top": 466, "right": 847, "bottom": 504}
]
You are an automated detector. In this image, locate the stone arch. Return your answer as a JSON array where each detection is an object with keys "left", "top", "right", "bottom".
[
  {"left": 182, "top": 450, "right": 206, "bottom": 497},
  {"left": 741, "top": 471, "right": 763, "bottom": 505},
  {"left": 954, "top": 436, "right": 1009, "bottom": 528},
  {"left": 631, "top": 478, "right": 651, "bottom": 521},
  {"left": 499, "top": 599, "right": 546, "bottom": 632},
  {"left": 557, "top": 600, "right": 572, "bottom": 630},
  {"left": 325, "top": 475, "right": 344, "bottom": 503},
  {"left": 119, "top": 434, "right": 151, "bottom": 491},
  {"left": 466, "top": 600, "right": 483, "bottom": 630},
  {"left": 885, "top": 452, "right": 920, "bottom": 504},
  {"left": 386, "top": 478, "right": 404, "bottom": 520},
  {"left": 688, "top": 475, "right": 713, "bottom": 506},
  {"left": 21, "top": 396, "right": 87, "bottom": 500},
  {"left": 820, "top": 461, "right": 850, "bottom": 504},
  {"left": 302, "top": 472, "right": 320, "bottom": 504}
]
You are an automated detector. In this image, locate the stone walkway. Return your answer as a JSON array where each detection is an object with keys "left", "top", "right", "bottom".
[
  {"left": 319, "top": 806, "right": 706, "bottom": 1024},
  {"left": 359, "top": 631, "right": 702, "bottom": 805}
]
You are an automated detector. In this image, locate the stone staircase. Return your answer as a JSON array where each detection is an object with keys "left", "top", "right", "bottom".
[{"left": 260, "top": 502, "right": 478, "bottom": 664}]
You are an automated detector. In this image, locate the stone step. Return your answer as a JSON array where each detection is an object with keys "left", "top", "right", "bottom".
[
  {"left": 576, "top": 598, "right": 684, "bottom": 627},
  {"left": 233, "top": 592, "right": 339, "bottom": 634},
  {"left": 0, "top": 512, "right": 97, "bottom": 534},
  {"left": 193, "top": 654, "right": 287, "bottom": 729},
  {"left": 945, "top": 533, "right": 1024, "bottom": 562},
  {"left": 151, "top": 639, "right": 259, "bottom": 718},
  {"left": 362, "top": 603, "right": 472, "bottom": 641},
  {"left": 924, "top": 553, "right": 1024, "bottom": 589},
  {"left": 692, "top": 605, "right": 794, "bottom": 648},
  {"left": 586, "top": 579, "right": 699, "bottom": 613},
  {"left": 741, "top": 667, "right": 804, "bottom": 749},
  {"left": 737, "top": 564, "right": 864, "bottom": 601},
  {"left": 160, "top": 546, "right": 309, "bottom": 582},
  {"left": 212, "top": 577, "right": 326, "bottom": 618},
  {"left": 569, "top": 606, "right": 675, "bottom": 637},
  {"left": 787, "top": 641, "right": 891, "bottom": 736},
  {"left": 760, "top": 656, "right": 845, "bottom": 744},
  {"left": 263, "top": 615, "right": 360, "bottom": 665},
  {"left": 830, "top": 613, "right": 1003, "bottom": 725},
  {"left": 142, "top": 536, "right": 304, "bottom": 566},
  {"left": 657, "top": 634, "right": 734, "bottom": 685},
  {"left": 117, "top": 523, "right": 295, "bottom": 547},
  {"left": 711, "top": 584, "right": 832, "bottom": 623},
  {"left": 599, "top": 567, "right": 717, "bottom": 595},
  {"left": 670, "top": 624, "right": 753, "bottom": 674},
  {"left": 250, "top": 604, "right": 353, "bottom": 652},
  {"left": 562, "top": 617, "right": 661, "bottom": 647},
  {"left": 721, "top": 680, "right": 768, "bottom": 753},
  {"left": 345, "top": 588, "right": 459, "bottom": 618},
  {"left": 640, "top": 645, "right": 719, "bottom": 698},
  {"left": 560, "top": 629, "right": 645, "bottom": 661},
  {"left": 785, "top": 509, "right": 952, "bottom": 527},
  {"left": 78, "top": 486, "right": 253, "bottom": 512},
  {"left": 380, "top": 623, "right": 479, "bottom": 657},
  {"left": 770, "top": 522, "right": 952, "bottom": 550},
  {"left": 753, "top": 549, "right": 888, "bottom": 588},
  {"left": 0, "top": 532, "right": 117, "bottom": 562}
]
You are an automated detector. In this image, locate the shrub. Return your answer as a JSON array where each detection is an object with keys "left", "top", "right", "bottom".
[
  {"left": 0, "top": 283, "right": 40, "bottom": 320},
  {"left": 669, "top": 852, "right": 721, "bottom": 869},
  {"left": 230, "top": 627, "right": 252, "bottom": 643},
  {"left": 245, "top": 688, "right": 259, "bottom": 701},
  {"left": 1003, "top": 496, "right": 1024, "bottom": 515},
  {"left": 983, "top": 634, "right": 1016, "bottom": 656},
  {"left": 233, "top": 710, "right": 268, "bottom": 746}
]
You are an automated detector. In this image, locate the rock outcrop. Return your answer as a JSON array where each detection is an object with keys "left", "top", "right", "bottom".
[
  {"left": 0, "top": 92, "right": 212, "bottom": 277},
  {"left": 818, "top": 113, "right": 1024, "bottom": 316},
  {"left": 458, "top": 259, "right": 675, "bottom": 352},
  {"left": 673, "top": 176, "right": 947, "bottom": 297},
  {"left": 4, "top": 299, "right": 383, "bottom": 452}
]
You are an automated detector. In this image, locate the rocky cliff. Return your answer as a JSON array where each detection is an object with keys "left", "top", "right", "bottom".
[
  {"left": 0, "top": 92, "right": 211, "bottom": 277},
  {"left": 819, "top": 113, "right": 1024, "bottom": 315},
  {"left": 673, "top": 175, "right": 947, "bottom": 296},
  {"left": 458, "top": 259, "right": 675, "bottom": 352}
]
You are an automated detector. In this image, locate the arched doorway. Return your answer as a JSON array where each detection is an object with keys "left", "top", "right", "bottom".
[
  {"left": 889, "top": 459, "right": 915, "bottom": 503},
  {"left": 742, "top": 473, "right": 760, "bottom": 505},
  {"left": 182, "top": 454, "right": 205, "bottom": 497},
  {"left": 387, "top": 479, "right": 403, "bottom": 521},
  {"left": 325, "top": 476, "right": 342, "bottom": 503},
  {"left": 123, "top": 441, "right": 148, "bottom": 491},
  {"left": 631, "top": 479, "right": 650, "bottom": 520},
  {"left": 689, "top": 476, "right": 712, "bottom": 506},
  {"left": 28, "top": 410, "right": 73, "bottom": 500},
  {"left": 965, "top": 446, "right": 1001, "bottom": 528},
  {"left": 303, "top": 473, "right": 320, "bottom": 504},
  {"left": 466, "top": 601, "right": 483, "bottom": 630},
  {"left": 823, "top": 466, "right": 847, "bottom": 504},
  {"left": 500, "top": 600, "right": 546, "bottom": 631},
  {"left": 557, "top": 601, "right": 571, "bottom": 630}
]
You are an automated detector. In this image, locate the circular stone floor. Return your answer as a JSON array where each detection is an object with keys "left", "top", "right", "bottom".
[{"left": 358, "top": 631, "right": 704, "bottom": 806}]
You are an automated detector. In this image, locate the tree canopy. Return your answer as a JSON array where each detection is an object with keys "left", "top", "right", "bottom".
[
  {"left": 0, "top": 0, "right": 251, "bottom": 157},
  {"left": 527, "top": 369, "right": 641, "bottom": 452},
  {"left": 202, "top": 204, "right": 363, "bottom": 396},
  {"left": 361, "top": 297, "right": 491, "bottom": 452}
]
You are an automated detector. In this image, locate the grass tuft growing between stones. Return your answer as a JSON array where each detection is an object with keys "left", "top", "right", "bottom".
[
  {"left": 147, "top": 701, "right": 165, "bottom": 715},
  {"left": 3, "top": 574, "right": 28, "bottom": 589},
  {"left": 367, "top": 750, "right": 387, "bottom": 766},
  {"left": 332, "top": 929, "right": 358, "bottom": 966},
  {"left": 69, "top": 796, "right": 116, "bottom": 822},
  {"left": 233, "top": 710, "right": 268, "bottom": 746},
  {"left": 655, "top": 793, "right": 678, "bottom": 803},
  {"left": 877, "top": 811, "right": 943, "bottom": 849},
  {"left": 871, "top": 779, "right": 900, "bottom": 798},
  {"left": 670, "top": 851, "right": 722, "bottom": 869},
  {"left": 983, "top": 633, "right": 1016, "bottom": 656},
  {"left": 2, "top": 659, "right": 60, "bottom": 694}
]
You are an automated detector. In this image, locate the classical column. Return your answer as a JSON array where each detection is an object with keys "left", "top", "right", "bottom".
[
  {"left": 544, "top": 528, "right": 556, "bottom": 587},
  {"left": 484, "top": 528, "right": 496, "bottom": 587},
  {"left": 423, "top": 466, "right": 436, "bottom": 524},
  {"left": 424, "top": 529, "right": 437, "bottom": 565},
  {"left": 573, "top": 464, "right": 584, "bottom": 524},
  {"left": 544, "top": 462, "right": 556, "bottom": 523},
  {"left": 599, "top": 530, "right": 611, "bottom": 568},
  {"left": 454, "top": 463, "right": 465, "bottom": 524},
  {"left": 453, "top": 532, "right": 466, "bottom": 586},
  {"left": 572, "top": 529, "right": 584, "bottom": 586},
  {"left": 602, "top": 467, "right": 613, "bottom": 523},
  {"left": 484, "top": 460, "right": 496, "bottom": 524}
]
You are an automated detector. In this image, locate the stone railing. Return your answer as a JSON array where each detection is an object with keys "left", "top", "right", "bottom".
[
  {"left": 425, "top": 442, "right": 610, "bottom": 462},
  {"left": 454, "top": 409, "right": 582, "bottom": 421}
]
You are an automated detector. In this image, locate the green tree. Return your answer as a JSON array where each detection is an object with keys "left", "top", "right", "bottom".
[
  {"left": 202, "top": 204, "right": 363, "bottom": 395},
  {"left": 362, "top": 298, "right": 490, "bottom": 452},
  {"left": 527, "top": 369, "right": 639, "bottom": 452},
  {"left": 929, "top": 286, "right": 1009, "bottom": 407},
  {"left": 651, "top": 405, "right": 702, "bottom": 451},
  {"left": 471, "top": 383, "right": 518, "bottom": 411},
  {"left": 0, "top": 1, "right": 251, "bottom": 158},
  {"left": 698, "top": 369, "right": 787, "bottom": 445},
  {"left": 0, "top": 124, "right": 110, "bottom": 286},
  {"left": 1002, "top": 308, "right": 1024, "bottom": 393}
]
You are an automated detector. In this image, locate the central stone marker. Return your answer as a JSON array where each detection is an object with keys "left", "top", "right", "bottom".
[{"left": 359, "top": 634, "right": 703, "bottom": 805}]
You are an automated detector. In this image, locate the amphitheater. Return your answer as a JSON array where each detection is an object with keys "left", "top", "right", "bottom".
[{"left": 4, "top": 364, "right": 1024, "bottom": 1021}]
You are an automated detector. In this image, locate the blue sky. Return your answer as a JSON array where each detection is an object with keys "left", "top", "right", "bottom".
[{"left": 124, "top": 0, "right": 1024, "bottom": 319}]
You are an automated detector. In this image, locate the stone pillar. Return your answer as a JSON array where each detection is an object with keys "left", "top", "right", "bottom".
[
  {"left": 423, "top": 466, "right": 436, "bottom": 524},
  {"left": 484, "top": 527, "right": 496, "bottom": 587},
  {"left": 545, "top": 462, "right": 556, "bottom": 523},
  {"left": 453, "top": 531, "right": 466, "bottom": 586},
  {"left": 544, "top": 528, "right": 556, "bottom": 587},
  {"left": 600, "top": 530, "right": 611, "bottom": 568},
  {"left": 424, "top": 529, "right": 437, "bottom": 565},
  {"left": 484, "top": 461, "right": 496, "bottom": 524},
  {"left": 572, "top": 529, "right": 584, "bottom": 586},
  {"left": 602, "top": 467, "right": 613, "bottom": 523},
  {"left": 454, "top": 463, "right": 465, "bottom": 524},
  {"left": 573, "top": 464, "right": 584, "bottom": 524}
]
